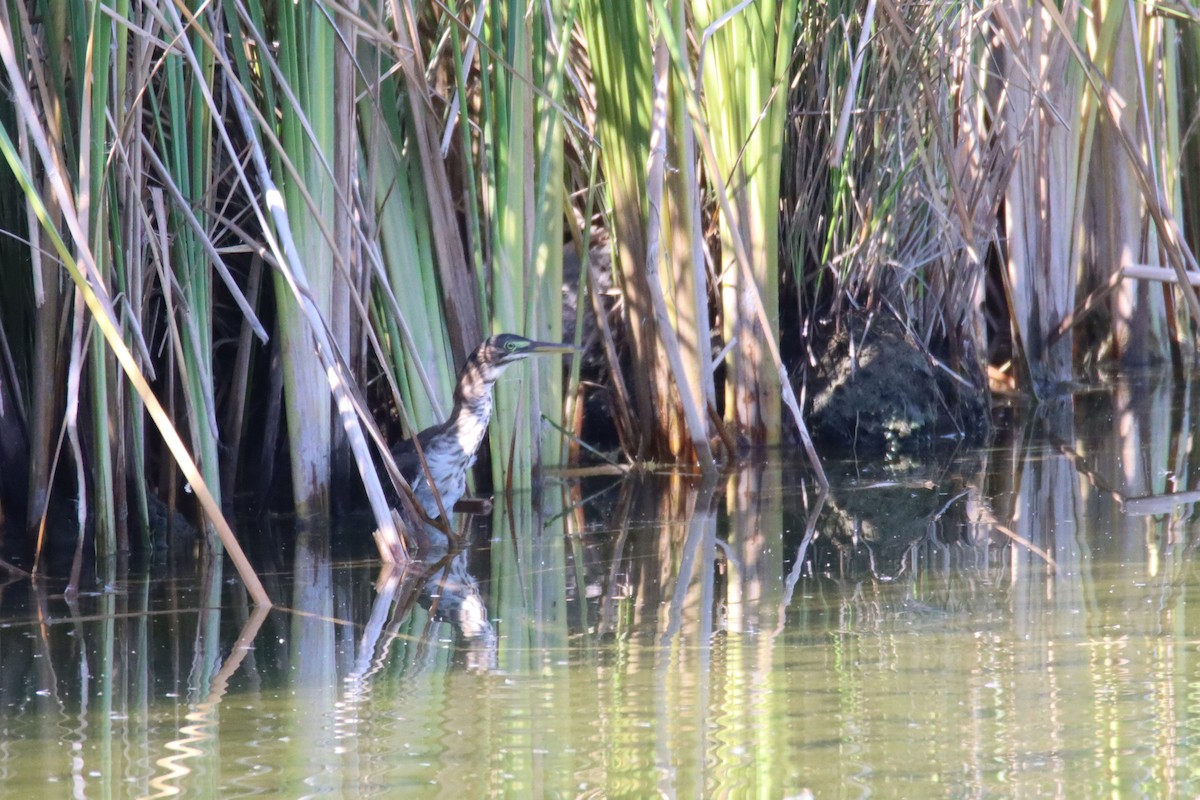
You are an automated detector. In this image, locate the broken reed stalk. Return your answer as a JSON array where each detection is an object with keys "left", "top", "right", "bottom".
[{"left": 1122, "top": 265, "right": 1200, "bottom": 285}]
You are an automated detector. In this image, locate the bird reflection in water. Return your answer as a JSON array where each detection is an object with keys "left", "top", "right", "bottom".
[
  {"left": 348, "top": 520, "right": 497, "bottom": 691},
  {"left": 417, "top": 541, "right": 497, "bottom": 672}
]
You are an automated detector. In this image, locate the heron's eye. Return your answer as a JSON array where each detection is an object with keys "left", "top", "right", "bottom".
[{"left": 505, "top": 340, "right": 519, "bottom": 352}]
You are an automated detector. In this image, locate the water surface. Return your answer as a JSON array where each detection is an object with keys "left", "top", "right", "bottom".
[{"left": 3, "top": 374, "right": 1200, "bottom": 797}]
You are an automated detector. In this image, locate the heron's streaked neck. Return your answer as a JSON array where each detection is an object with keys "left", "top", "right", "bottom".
[{"left": 447, "top": 359, "right": 508, "bottom": 448}]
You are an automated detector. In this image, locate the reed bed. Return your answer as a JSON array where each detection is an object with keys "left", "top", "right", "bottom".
[{"left": 0, "top": 0, "right": 1197, "bottom": 575}]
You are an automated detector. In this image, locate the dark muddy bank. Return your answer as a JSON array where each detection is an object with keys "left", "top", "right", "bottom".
[{"left": 804, "top": 316, "right": 990, "bottom": 456}]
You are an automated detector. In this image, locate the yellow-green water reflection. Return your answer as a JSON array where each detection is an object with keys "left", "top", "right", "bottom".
[{"left": 3, "top": 375, "right": 1200, "bottom": 797}]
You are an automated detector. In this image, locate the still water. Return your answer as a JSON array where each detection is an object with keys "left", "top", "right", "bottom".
[{"left": 3, "top": 374, "right": 1200, "bottom": 798}]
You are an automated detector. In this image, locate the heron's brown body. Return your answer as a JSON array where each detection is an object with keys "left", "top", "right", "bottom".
[{"left": 389, "top": 334, "right": 575, "bottom": 518}]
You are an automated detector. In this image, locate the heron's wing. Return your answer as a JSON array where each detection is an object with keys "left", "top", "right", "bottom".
[
  {"left": 387, "top": 424, "right": 446, "bottom": 485},
  {"left": 386, "top": 423, "right": 492, "bottom": 515},
  {"left": 387, "top": 438, "right": 421, "bottom": 484}
]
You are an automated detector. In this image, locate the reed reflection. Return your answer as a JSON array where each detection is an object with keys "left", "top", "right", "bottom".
[
  {"left": 1, "top": 375, "right": 1200, "bottom": 795},
  {"left": 146, "top": 600, "right": 268, "bottom": 799},
  {"left": 543, "top": 374, "right": 1200, "bottom": 796}
]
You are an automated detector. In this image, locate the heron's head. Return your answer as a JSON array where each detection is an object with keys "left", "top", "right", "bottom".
[{"left": 469, "top": 334, "right": 577, "bottom": 382}]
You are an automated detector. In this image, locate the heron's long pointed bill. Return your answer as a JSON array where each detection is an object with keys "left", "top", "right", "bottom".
[{"left": 523, "top": 340, "right": 580, "bottom": 356}]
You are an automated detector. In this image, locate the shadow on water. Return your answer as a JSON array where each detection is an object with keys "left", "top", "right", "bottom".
[{"left": 4, "top": 373, "right": 1200, "bottom": 795}]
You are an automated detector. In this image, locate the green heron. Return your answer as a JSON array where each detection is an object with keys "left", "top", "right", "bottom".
[{"left": 390, "top": 334, "right": 576, "bottom": 519}]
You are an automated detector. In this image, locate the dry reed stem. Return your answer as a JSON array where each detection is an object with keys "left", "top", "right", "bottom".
[
  {"left": 387, "top": 0, "right": 481, "bottom": 366},
  {"left": 645, "top": 36, "right": 717, "bottom": 472},
  {"left": 1041, "top": 0, "right": 1200, "bottom": 330}
]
